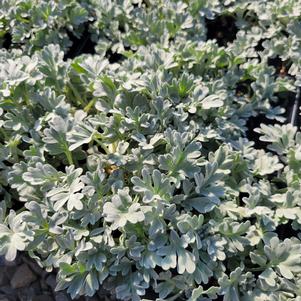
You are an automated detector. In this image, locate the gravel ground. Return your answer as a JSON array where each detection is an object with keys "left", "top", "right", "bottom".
[{"left": 0, "top": 255, "right": 114, "bottom": 301}]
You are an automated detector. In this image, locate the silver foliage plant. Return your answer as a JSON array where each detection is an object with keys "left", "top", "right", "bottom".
[{"left": 1, "top": 0, "right": 301, "bottom": 300}]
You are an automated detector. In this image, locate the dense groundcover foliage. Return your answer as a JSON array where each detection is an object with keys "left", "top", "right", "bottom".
[{"left": 1, "top": 0, "right": 301, "bottom": 300}]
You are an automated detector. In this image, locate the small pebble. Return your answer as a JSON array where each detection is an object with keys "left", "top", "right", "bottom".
[
  {"left": 0, "top": 256, "right": 5, "bottom": 266},
  {"left": 0, "top": 270, "right": 8, "bottom": 286},
  {"left": 22, "top": 256, "right": 47, "bottom": 278},
  {"left": 0, "top": 286, "right": 17, "bottom": 301},
  {"left": 40, "top": 278, "right": 49, "bottom": 291},
  {"left": 46, "top": 274, "right": 57, "bottom": 291},
  {"left": 4, "top": 266, "right": 17, "bottom": 279},
  {"left": 31, "top": 280, "right": 42, "bottom": 294},
  {"left": 10, "top": 263, "right": 37, "bottom": 289},
  {"left": 84, "top": 296, "right": 99, "bottom": 301},
  {"left": 97, "top": 288, "right": 111, "bottom": 298},
  {"left": 55, "top": 292, "right": 70, "bottom": 301},
  {"left": 32, "top": 295, "right": 54, "bottom": 301},
  {"left": 18, "top": 287, "right": 36, "bottom": 301}
]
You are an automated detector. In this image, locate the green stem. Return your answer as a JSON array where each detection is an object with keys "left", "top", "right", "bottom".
[
  {"left": 248, "top": 266, "right": 266, "bottom": 272},
  {"left": 111, "top": 141, "right": 118, "bottom": 153},
  {"left": 65, "top": 149, "right": 74, "bottom": 165},
  {"left": 166, "top": 290, "right": 184, "bottom": 301},
  {"left": 16, "top": 148, "right": 24, "bottom": 157},
  {"left": 68, "top": 81, "right": 84, "bottom": 106},
  {"left": 94, "top": 138, "right": 109, "bottom": 154},
  {"left": 53, "top": 76, "right": 61, "bottom": 93},
  {"left": 0, "top": 127, "right": 8, "bottom": 141},
  {"left": 15, "top": 207, "right": 26, "bottom": 215},
  {"left": 23, "top": 84, "right": 31, "bottom": 107},
  {"left": 84, "top": 98, "right": 97, "bottom": 113},
  {"left": 167, "top": 152, "right": 184, "bottom": 177}
]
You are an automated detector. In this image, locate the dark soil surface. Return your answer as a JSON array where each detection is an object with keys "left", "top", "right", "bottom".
[{"left": 0, "top": 255, "right": 114, "bottom": 301}]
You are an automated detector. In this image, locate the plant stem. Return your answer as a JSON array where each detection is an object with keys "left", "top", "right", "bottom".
[
  {"left": 65, "top": 149, "right": 74, "bottom": 165},
  {"left": 94, "top": 137, "right": 109, "bottom": 154},
  {"left": 23, "top": 84, "right": 31, "bottom": 107},
  {"left": 84, "top": 98, "right": 97, "bottom": 113},
  {"left": 15, "top": 207, "right": 26, "bottom": 215},
  {"left": 0, "top": 127, "right": 8, "bottom": 141},
  {"left": 290, "top": 87, "right": 300, "bottom": 126},
  {"left": 68, "top": 81, "right": 83, "bottom": 106},
  {"left": 248, "top": 266, "right": 266, "bottom": 272}
]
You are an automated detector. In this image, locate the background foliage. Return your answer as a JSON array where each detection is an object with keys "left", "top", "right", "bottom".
[{"left": 1, "top": 0, "right": 301, "bottom": 300}]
